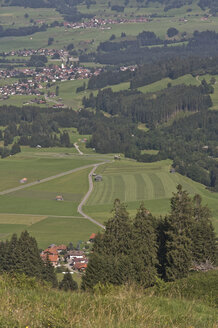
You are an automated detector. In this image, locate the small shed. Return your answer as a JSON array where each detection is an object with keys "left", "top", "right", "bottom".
[
  {"left": 94, "top": 175, "right": 102, "bottom": 182},
  {"left": 20, "top": 177, "right": 27, "bottom": 184},
  {"left": 56, "top": 195, "right": 64, "bottom": 201}
]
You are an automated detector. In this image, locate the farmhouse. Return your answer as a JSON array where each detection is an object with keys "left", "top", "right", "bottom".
[
  {"left": 56, "top": 195, "right": 64, "bottom": 201},
  {"left": 94, "top": 175, "right": 102, "bottom": 182},
  {"left": 114, "top": 155, "right": 121, "bottom": 160},
  {"left": 73, "top": 263, "right": 87, "bottom": 272}
]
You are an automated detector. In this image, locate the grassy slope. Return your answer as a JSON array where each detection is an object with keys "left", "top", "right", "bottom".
[
  {"left": 0, "top": 151, "right": 106, "bottom": 246},
  {"left": 0, "top": 270, "right": 217, "bottom": 328},
  {"left": 0, "top": 154, "right": 98, "bottom": 191},
  {"left": 85, "top": 159, "right": 218, "bottom": 232}
]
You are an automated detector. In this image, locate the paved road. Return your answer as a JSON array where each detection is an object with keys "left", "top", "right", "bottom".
[
  {"left": 0, "top": 163, "right": 99, "bottom": 196},
  {"left": 77, "top": 164, "right": 106, "bottom": 229},
  {"left": 74, "top": 143, "right": 83, "bottom": 155}
]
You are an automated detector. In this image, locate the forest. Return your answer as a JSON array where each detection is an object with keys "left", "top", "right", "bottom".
[{"left": 82, "top": 187, "right": 216, "bottom": 289}]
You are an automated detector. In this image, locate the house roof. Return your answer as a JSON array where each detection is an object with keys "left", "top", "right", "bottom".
[
  {"left": 89, "top": 233, "right": 97, "bottom": 240},
  {"left": 43, "top": 247, "right": 58, "bottom": 256},
  {"left": 74, "top": 263, "right": 87, "bottom": 269},
  {"left": 57, "top": 244, "right": 67, "bottom": 250},
  {"left": 41, "top": 253, "right": 59, "bottom": 263}
]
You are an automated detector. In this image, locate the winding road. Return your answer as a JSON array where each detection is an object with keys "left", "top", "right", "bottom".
[
  {"left": 77, "top": 164, "right": 106, "bottom": 229},
  {"left": 0, "top": 161, "right": 106, "bottom": 229}
]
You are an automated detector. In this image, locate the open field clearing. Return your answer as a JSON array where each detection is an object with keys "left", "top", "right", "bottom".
[
  {"left": 27, "top": 216, "right": 101, "bottom": 249},
  {"left": 0, "top": 7, "right": 62, "bottom": 28},
  {"left": 85, "top": 159, "right": 218, "bottom": 232},
  {"left": 0, "top": 155, "right": 99, "bottom": 191},
  {"left": 0, "top": 215, "right": 101, "bottom": 248},
  {"left": 0, "top": 167, "right": 91, "bottom": 216},
  {"left": 138, "top": 74, "right": 200, "bottom": 93}
]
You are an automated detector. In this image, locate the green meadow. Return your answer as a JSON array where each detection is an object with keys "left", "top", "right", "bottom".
[
  {"left": 0, "top": 154, "right": 98, "bottom": 191},
  {"left": 0, "top": 7, "right": 61, "bottom": 28},
  {"left": 85, "top": 159, "right": 218, "bottom": 232},
  {"left": 0, "top": 161, "right": 103, "bottom": 247},
  {"left": 0, "top": 214, "right": 101, "bottom": 248}
]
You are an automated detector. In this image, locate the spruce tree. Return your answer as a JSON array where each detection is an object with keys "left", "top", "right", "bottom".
[
  {"left": 102, "top": 199, "right": 132, "bottom": 256},
  {"left": 191, "top": 194, "right": 217, "bottom": 264},
  {"left": 41, "top": 254, "right": 58, "bottom": 288},
  {"left": 59, "top": 270, "right": 78, "bottom": 291},
  {"left": 5, "top": 233, "right": 19, "bottom": 272},
  {"left": 82, "top": 199, "right": 133, "bottom": 289},
  {"left": 132, "top": 205, "right": 158, "bottom": 287},
  {"left": 161, "top": 185, "right": 193, "bottom": 281},
  {"left": 17, "top": 231, "right": 44, "bottom": 278}
]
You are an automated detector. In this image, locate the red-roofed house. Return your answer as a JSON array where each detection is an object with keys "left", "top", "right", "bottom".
[
  {"left": 89, "top": 233, "right": 97, "bottom": 242},
  {"left": 74, "top": 263, "right": 87, "bottom": 272},
  {"left": 41, "top": 253, "right": 59, "bottom": 267}
]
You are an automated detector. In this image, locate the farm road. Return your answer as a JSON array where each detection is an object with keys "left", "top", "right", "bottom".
[
  {"left": 78, "top": 164, "right": 106, "bottom": 229},
  {"left": 0, "top": 162, "right": 106, "bottom": 229},
  {"left": 0, "top": 163, "right": 100, "bottom": 196},
  {"left": 74, "top": 143, "right": 84, "bottom": 155}
]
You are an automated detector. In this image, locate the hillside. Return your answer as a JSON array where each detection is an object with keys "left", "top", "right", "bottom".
[{"left": 0, "top": 270, "right": 217, "bottom": 328}]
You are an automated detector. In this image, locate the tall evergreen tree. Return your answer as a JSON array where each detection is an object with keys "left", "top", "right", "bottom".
[
  {"left": 191, "top": 194, "right": 216, "bottom": 264},
  {"left": 42, "top": 255, "right": 58, "bottom": 288},
  {"left": 132, "top": 205, "right": 158, "bottom": 287},
  {"left": 161, "top": 185, "right": 193, "bottom": 281},
  {"left": 59, "top": 270, "right": 78, "bottom": 291}
]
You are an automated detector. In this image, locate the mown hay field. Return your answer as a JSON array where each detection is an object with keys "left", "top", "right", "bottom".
[{"left": 85, "top": 159, "right": 218, "bottom": 232}]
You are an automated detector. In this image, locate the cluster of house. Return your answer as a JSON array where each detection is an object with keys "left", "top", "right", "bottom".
[
  {"left": 2, "top": 48, "right": 69, "bottom": 58},
  {"left": 40, "top": 233, "right": 97, "bottom": 272},
  {"left": 63, "top": 16, "right": 149, "bottom": 30},
  {"left": 0, "top": 81, "right": 41, "bottom": 98},
  {"left": 0, "top": 65, "right": 101, "bottom": 98},
  {"left": 120, "top": 65, "right": 137, "bottom": 72}
]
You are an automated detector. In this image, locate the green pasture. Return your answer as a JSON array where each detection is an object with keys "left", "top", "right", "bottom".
[
  {"left": 49, "top": 79, "right": 89, "bottom": 109},
  {"left": 0, "top": 167, "right": 91, "bottom": 216},
  {"left": 0, "top": 95, "right": 49, "bottom": 107},
  {"left": 0, "top": 154, "right": 98, "bottom": 191},
  {"left": 85, "top": 159, "right": 218, "bottom": 232},
  {"left": 1, "top": 9, "right": 218, "bottom": 53},
  {"left": 0, "top": 6, "right": 61, "bottom": 28},
  {"left": 138, "top": 74, "right": 200, "bottom": 93},
  {"left": 0, "top": 216, "right": 101, "bottom": 248},
  {"left": 28, "top": 217, "right": 101, "bottom": 249}
]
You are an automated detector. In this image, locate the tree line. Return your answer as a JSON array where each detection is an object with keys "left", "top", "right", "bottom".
[
  {"left": 83, "top": 84, "right": 212, "bottom": 127},
  {"left": 82, "top": 186, "right": 217, "bottom": 289},
  {"left": 0, "top": 24, "right": 47, "bottom": 38},
  {"left": 80, "top": 30, "right": 218, "bottom": 66},
  {"left": 0, "top": 231, "right": 78, "bottom": 291}
]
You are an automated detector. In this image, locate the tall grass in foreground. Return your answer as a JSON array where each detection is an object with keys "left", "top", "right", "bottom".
[{"left": 0, "top": 272, "right": 217, "bottom": 328}]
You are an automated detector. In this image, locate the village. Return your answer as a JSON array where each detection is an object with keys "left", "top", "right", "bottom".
[
  {"left": 0, "top": 64, "right": 101, "bottom": 99},
  {"left": 40, "top": 233, "right": 97, "bottom": 274},
  {"left": 62, "top": 16, "right": 149, "bottom": 30}
]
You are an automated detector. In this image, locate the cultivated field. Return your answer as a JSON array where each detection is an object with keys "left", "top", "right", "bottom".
[
  {"left": 85, "top": 159, "right": 218, "bottom": 232},
  {"left": 0, "top": 150, "right": 107, "bottom": 247}
]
